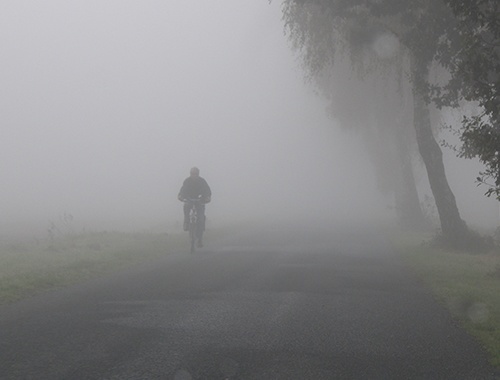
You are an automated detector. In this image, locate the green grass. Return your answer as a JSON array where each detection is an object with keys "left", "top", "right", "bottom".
[
  {"left": 393, "top": 232, "right": 500, "bottom": 367},
  {"left": 0, "top": 231, "right": 185, "bottom": 304}
]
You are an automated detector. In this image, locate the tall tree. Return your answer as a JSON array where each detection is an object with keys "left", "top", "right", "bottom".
[
  {"left": 325, "top": 58, "right": 427, "bottom": 230},
  {"left": 277, "top": 0, "right": 473, "bottom": 246}
]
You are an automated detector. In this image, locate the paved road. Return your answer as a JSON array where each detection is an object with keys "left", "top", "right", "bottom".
[{"left": 0, "top": 224, "right": 498, "bottom": 379}]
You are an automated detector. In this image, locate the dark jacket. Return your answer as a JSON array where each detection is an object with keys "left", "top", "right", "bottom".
[{"left": 178, "top": 176, "right": 211, "bottom": 200}]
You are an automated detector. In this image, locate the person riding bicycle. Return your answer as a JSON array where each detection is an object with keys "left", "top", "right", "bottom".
[{"left": 178, "top": 167, "right": 211, "bottom": 246}]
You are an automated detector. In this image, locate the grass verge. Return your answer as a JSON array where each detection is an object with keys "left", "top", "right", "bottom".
[
  {"left": 0, "top": 231, "right": 185, "bottom": 305},
  {"left": 393, "top": 232, "right": 500, "bottom": 367}
]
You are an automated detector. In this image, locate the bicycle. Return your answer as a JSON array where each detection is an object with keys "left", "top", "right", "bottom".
[{"left": 184, "top": 198, "right": 205, "bottom": 253}]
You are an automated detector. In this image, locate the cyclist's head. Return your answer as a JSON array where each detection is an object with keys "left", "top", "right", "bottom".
[{"left": 190, "top": 167, "right": 200, "bottom": 177}]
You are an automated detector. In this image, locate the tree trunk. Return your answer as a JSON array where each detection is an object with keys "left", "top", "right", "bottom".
[
  {"left": 394, "top": 128, "right": 428, "bottom": 230},
  {"left": 411, "top": 57, "right": 469, "bottom": 244}
]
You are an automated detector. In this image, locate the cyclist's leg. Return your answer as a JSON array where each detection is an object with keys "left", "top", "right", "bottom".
[{"left": 195, "top": 203, "right": 206, "bottom": 242}]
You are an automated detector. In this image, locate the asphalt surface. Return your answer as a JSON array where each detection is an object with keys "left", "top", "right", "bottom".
[{"left": 0, "top": 224, "right": 498, "bottom": 379}]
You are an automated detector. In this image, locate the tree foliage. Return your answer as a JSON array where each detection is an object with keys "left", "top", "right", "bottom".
[
  {"left": 278, "top": 1, "right": 500, "bottom": 202},
  {"left": 433, "top": 0, "right": 500, "bottom": 199}
]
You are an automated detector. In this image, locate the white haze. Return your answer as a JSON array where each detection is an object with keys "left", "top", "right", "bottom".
[{"left": 0, "top": 0, "right": 497, "bottom": 237}]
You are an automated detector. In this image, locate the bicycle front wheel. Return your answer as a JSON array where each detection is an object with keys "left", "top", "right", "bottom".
[{"left": 189, "top": 222, "right": 196, "bottom": 253}]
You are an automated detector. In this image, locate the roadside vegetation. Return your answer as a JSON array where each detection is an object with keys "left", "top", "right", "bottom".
[
  {"left": 393, "top": 232, "right": 500, "bottom": 367},
  {"left": 0, "top": 231, "right": 184, "bottom": 304}
]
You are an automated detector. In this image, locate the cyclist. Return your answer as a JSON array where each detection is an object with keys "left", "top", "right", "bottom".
[{"left": 178, "top": 167, "right": 211, "bottom": 246}]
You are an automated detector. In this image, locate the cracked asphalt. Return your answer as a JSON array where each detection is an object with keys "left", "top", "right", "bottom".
[{"left": 0, "top": 224, "right": 498, "bottom": 379}]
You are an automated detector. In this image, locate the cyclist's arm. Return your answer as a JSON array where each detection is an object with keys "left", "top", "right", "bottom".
[
  {"left": 178, "top": 187, "right": 186, "bottom": 201},
  {"left": 178, "top": 178, "right": 189, "bottom": 201},
  {"left": 203, "top": 179, "right": 212, "bottom": 202}
]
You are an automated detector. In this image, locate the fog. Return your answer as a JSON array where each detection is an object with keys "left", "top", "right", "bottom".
[{"left": 1, "top": 0, "right": 497, "bottom": 238}]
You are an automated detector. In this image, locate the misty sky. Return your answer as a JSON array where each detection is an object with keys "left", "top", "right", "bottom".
[{"left": 1, "top": 0, "right": 497, "bottom": 235}]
